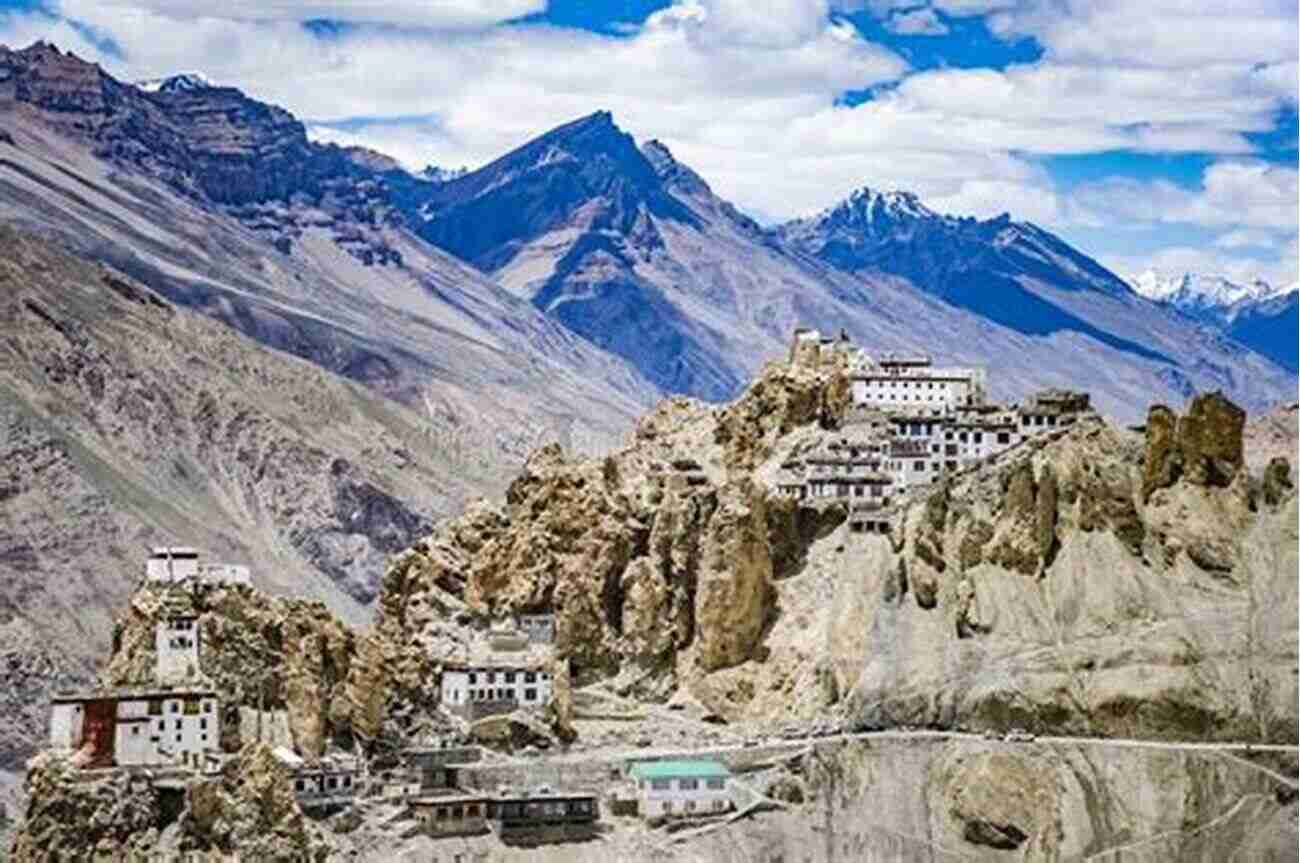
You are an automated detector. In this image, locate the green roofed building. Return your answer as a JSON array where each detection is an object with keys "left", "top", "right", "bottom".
[{"left": 627, "top": 760, "right": 733, "bottom": 819}]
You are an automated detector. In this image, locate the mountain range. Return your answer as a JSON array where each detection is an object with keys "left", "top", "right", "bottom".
[
  {"left": 1128, "top": 270, "right": 1298, "bottom": 373},
  {"left": 2, "top": 43, "right": 1294, "bottom": 425}
]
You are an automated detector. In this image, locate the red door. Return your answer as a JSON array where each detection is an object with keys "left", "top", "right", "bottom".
[{"left": 83, "top": 700, "right": 117, "bottom": 768}]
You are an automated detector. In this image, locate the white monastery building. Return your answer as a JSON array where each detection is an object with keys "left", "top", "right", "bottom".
[
  {"left": 156, "top": 615, "right": 200, "bottom": 682},
  {"left": 145, "top": 547, "right": 250, "bottom": 586},
  {"left": 49, "top": 688, "right": 220, "bottom": 768},
  {"left": 440, "top": 663, "right": 553, "bottom": 720}
]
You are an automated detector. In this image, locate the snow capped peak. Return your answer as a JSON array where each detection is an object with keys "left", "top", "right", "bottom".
[
  {"left": 135, "top": 72, "right": 214, "bottom": 94},
  {"left": 845, "top": 186, "right": 935, "bottom": 220},
  {"left": 1128, "top": 270, "right": 1283, "bottom": 308}
]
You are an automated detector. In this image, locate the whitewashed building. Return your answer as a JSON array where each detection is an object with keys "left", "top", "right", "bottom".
[
  {"left": 851, "top": 354, "right": 987, "bottom": 412},
  {"left": 144, "top": 547, "right": 250, "bottom": 586},
  {"left": 440, "top": 664, "right": 553, "bottom": 720},
  {"left": 628, "top": 760, "right": 733, "bottom": 819},
  {"left": 156, "top": 615, "right": 200, "bottom": 682},
  {"left": 49, "top": 688, "right": 220, "bottom": 768}
]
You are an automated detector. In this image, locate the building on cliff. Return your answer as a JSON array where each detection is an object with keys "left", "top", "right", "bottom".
[
  {"left": 155, "top": 614, "right": 200, "bottom": 682},
  {"left": 49, "top": 688, "right": 220, "bottom": 769},
  {"left": 144, "top": 547, "right": 251, "bottom": 586},
  {"left": 440, "top": 663, "right": 554, "bottom": 720},
  {"left": 627, "top": 760, "right": 733, "bottom": 819},
  {"left": 779, "top": 330, "right": 1093, "bottom": 523},
  {"left": 275, "top": 748, "right": 361, "bottom": 810}
]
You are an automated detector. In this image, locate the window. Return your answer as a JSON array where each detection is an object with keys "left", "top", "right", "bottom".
[
  {"left": 974, "top": 432, "right": 983, "bottom": 444},
  {"left": 176, "top": 734, "right": 182, "bottom": 742},
  {"left": 997, "top": 433, "right": 1010, "bottom": 444},
  {"left": 157, "top": 720, "right": 164, "bottom": 732},
  {"left": 203, "top": 702, "right": 212, "bottom": 713},
  {"left": 487, "top": 672, "right": 496, "bottom": 684},
  {"left": 175, "top": 719, "right": 182, "bottom": 730},
  {"left": 505, "top": 672, "right": 516, "bottom": 683},
  {"left": 170, "top": 702, "right": 179, "bottom": 713},
  {"left": 466, "top": 804, "right": 478, "bottom": 817},
  {"left": 958, "top": 432, "right": 968, "bottom": 443},
  {"left": 706, "top": 778, "right": 726, "bottom": 790},
  {"left": 914, "top": 460, "right": 925, "bottom": 471},
  {"left": 650, "top": 779, "right": 672, "bottom": 791},
  {"left": 295, "top": 779, "right": 305, "bottom": 792},
  {"left": 685, "top": 800, "right": 696, "bottom": 812},
  {"left": 328, "top": 777, "right": 338, "bottom": 790},
  {"left": 148, "top": 700, "right": 162, "bottom": 716},
  {"left": 199, "top": 719, "right": 207, "bottom": 730},
  {"left": 525, "top": 688, "right": 537, "bottom": 701},
  {"left": 131, "top": 725, "right": 139, "bottom": 735},
  {"left": 678, "top": 778, "right": 698, "bottom": 790},
  {"left": 468, "top": 672, "right": 477, "bottom": 684}
]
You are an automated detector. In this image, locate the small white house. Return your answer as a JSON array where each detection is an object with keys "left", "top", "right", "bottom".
[
  {"left": 440, "top": 664, "right": 552, "bottom": 720},
  {"left": 155, "top": 616, "right": 200, "bottom": 682},
  {"left": 49, "top": 688, "right": 220, "bottom": 768},
  {"left": 628, "top": 760, "right": 733, "bottom": 819},
  {"left": 144, "top": 547, "right": 251, "bottom": 586}
]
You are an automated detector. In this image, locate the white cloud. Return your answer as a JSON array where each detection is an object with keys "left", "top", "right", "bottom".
[
  {"left": 988, "top": 0, "right": 1297, "bottom": 69},
  {"left": 53, "top": 0, "right": 544, "bottom": 29},
  {"left": 1216, "top": 229, "right": 1278, "bottom": 249},
  {"left": 885, "top": 6, "right": 949, "bottom": 35},
  {"left": 1067, "top": 160, "right": 1298, "bottom": 232}
]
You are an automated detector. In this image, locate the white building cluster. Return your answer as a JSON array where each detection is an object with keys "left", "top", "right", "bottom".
[
  {"left": 779, "top": 329, "right": 1091, "bottom": 529},
  {"left": 145, "top": 547, "right": 251, "bottom": 586}
]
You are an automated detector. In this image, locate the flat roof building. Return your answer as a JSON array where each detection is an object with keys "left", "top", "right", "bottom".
[
  {"left": 628, "top": 760, "right": 733, "bottom": 820},
  {"left": 50, "top": 688, "right": 220, "bottom": 769}
]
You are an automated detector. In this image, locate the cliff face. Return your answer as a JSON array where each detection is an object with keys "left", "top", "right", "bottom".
[
  {"left": 105, "top": 583, "right": 359, "bottom": 758},
  {"left": 842, "top": 394, "right": 1296, "bottom": 742},
  {"left": 10, "top": 743, "right": 328, "bottom": 863},
  {"left": 371, "top": 354, "right": 852, "bottom": 715},
  {"left": 375, "top": 363, "right": 1297, "bottom": 740}
]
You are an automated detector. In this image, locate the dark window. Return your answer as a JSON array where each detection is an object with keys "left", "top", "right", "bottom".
[
  {"left": 175, "top": 719, "right": 182, "bottom": 730},
  {"left": 997, "top": 433, "right": 1010, "bottom": 444},
  {"left": 505, "top": 672, "right": 516, "bottom": 683},
  {"left": 200, "top": 719, "right": 207, "bottom": 730},
  {"left": 296, "top": 780, "right": 305, "bottom": 792},
  {"left": 525, "top": 688, "right": 537, "bottom": 701},
  {"left": 487, "top": 672, "right": 496, "bottom": 684},
  {"left": 974, "top": 432, "right": 983, "bottom": 443},
  {"left": 958, "top": 432, "right": 968, "bottom": 442},
  {"left": 170, "top": 702, "right": 179, "bottom": 713}
]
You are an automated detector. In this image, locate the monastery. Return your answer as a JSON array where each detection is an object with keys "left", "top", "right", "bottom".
[{"left": 778, "top": 328, "right": 1091, "bottom": 531}]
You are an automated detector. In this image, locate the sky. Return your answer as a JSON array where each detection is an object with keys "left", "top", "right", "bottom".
[{"left": 1, "top": 0, "right": 1296, "bottom": 287}]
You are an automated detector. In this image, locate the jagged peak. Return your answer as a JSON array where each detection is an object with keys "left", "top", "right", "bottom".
[
  {"left": 841, "top": 186, "right": 937, "bottom": 220},
  {"left": 135, "top": 72, "right": 215, "bottom": 94}
]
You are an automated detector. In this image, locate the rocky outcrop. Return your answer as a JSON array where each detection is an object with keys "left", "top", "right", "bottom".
[
  {"left": 369, "top": 356, "right": 848, "bottom": 721},
  {"left": 9, "top": 744, "right": 327, "bottom": 862},
  {"left": 104, "top": 584, "right": 358, "bottom": 758},
  {"left": 176, "top": 744, "right": 329, "bottom": 862},
  {"left": 842, "top": 395, "right": 1296, "bottom": 742},
  {"left": 1143, "top": 392, "right": 1246, "bottom": 499}
]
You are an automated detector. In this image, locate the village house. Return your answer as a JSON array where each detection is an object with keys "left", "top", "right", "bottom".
[
  {"left": 440, "top": 663, "right": 553, "bottom": 720},
  {"left": 411, "top": 788, "right": 599, "bottom": 839},
  {"left": 49, "top": 688, "right": 220, "bottom": 769},
  {"left": 410, "top": 793, "right": 491, "bottom": 837},
  {"left": 274, "top": 748, "right": 361, "bottom": 809},
  {"left": 628, "top": 760, "right": 733, "bottom": 819},
  {"left": 144, "top": 547, "right": 251, "bottom": 586}
]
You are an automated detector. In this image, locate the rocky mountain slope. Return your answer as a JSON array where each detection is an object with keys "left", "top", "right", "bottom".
[
  {"left": 0, "top": 42, "right": 660, "bottom": 453},
  {"left": 393, "top": 110, "right": 1293, "bottom": 419},
  {"left": 1128, "top": 270, "right": 1298, "bottom": 372},
  {"left": 372, "top": 344, "right": 1298, "bottom": 742},
  {"left": 0, "top": 226, "right": 524, "bottom": 772}
]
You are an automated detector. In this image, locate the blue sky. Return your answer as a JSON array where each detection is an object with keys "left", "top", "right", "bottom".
[{"left": 1, "top": 0, "right": 1296, "bottom": 286}]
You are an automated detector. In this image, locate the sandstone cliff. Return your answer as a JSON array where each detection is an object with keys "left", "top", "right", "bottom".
[
  {"left": 375, "top": 364, "right": 1297, "bottom": 742},
  {"left": 104, "top": 583, "right": 359, "bottom": 758},
  {"left": 370, "top": 354, "right": 851, "bottom": 721}
]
